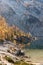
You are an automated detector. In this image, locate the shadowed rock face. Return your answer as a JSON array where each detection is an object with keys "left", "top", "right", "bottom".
[{"left": 0, "top": 0, "right": 43, "bottom": 37}]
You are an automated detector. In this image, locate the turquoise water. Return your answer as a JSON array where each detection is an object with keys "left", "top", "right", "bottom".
[{"left": 25, "top": 39, "right": 43, "bottom": 49}]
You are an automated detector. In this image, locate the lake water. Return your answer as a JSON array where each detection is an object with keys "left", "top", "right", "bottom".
[
  {"left": 25, "top": 39, "right": 43, "bottom": 64},
  {"left": 25, "top": 49, "right": 43, "bottom": 63}
]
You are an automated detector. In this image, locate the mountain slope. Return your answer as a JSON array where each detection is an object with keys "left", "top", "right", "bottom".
[{"left": 0, "top": 0, "right": 43, "bottom": 37}]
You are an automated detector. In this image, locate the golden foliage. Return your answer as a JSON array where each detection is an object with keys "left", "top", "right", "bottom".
[
  {"left": 0, "top": 16, "right": 14, "bottom": 40},
  {"left": 0, "top": 16, "right": 30, "bottom": 46}
]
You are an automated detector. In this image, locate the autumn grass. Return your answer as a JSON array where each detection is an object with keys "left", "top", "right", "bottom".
[{"left": 14, "top": 61, "right": 33, "bottom": 65}]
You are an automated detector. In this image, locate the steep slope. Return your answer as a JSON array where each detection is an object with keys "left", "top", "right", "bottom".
[{"left": 0, "top": 0, "right": 43, "bottom": 37}]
